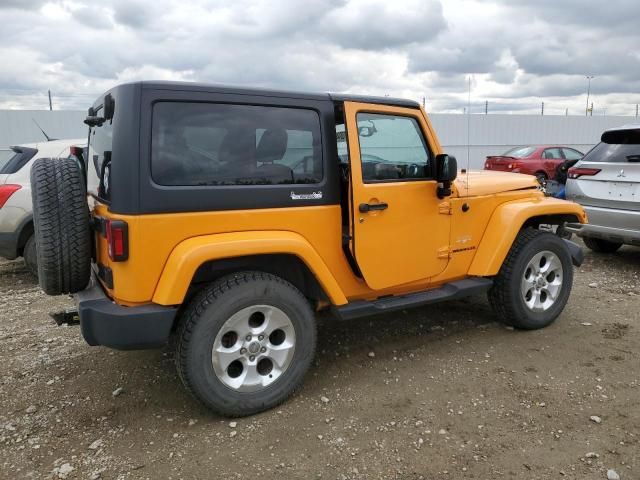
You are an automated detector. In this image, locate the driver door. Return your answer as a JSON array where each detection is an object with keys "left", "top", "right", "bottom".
[{"left": 344, "top": 101, "right": 451, "bottom": 290}]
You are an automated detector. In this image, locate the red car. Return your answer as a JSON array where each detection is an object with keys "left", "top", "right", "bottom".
[{"left": 484, "top": 145, "right": 583, "bottom": 182}]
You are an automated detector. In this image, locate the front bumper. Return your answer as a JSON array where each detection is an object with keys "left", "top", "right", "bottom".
[
  {"left": 563, "top": 239, "right": 584, "bottom": 266},
  {"left": 76, "top": 276, "right": 177, "bottom": 350}
]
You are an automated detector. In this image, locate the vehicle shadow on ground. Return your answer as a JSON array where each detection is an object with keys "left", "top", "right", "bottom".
[
  {"left": 584, "top": 245, "right": 640, "bottom": 269},
  {"left": 117, "top": 294, "right": 499, "bottom": 419}
]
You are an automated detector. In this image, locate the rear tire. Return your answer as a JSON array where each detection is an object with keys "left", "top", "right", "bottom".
[
  {"left": 583, "top": 237, "right": 622, "bottom": 253},
  {"left": 23, "top": 234, "right": 38, "bottom": 278},
  {"left": 488, "top": 228, "right": 573, "bottom": 330},
  {"left": 30, "top": 158, "right": 91, "bottom": 295},
  {"left": 176, "top": 271, "right": 316, "bottom": 417}
]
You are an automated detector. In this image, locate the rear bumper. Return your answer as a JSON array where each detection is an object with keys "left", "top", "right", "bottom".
[
  {"left": 76, "top": 276, "right": 177, "bottom": 350},
  {"left": 565, "top": 206, "right": 640, "bottom": 246}
]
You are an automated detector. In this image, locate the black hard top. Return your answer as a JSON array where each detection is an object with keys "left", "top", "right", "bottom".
[{"left": 132, "top": 80, "right": 420, "bottom": 108}]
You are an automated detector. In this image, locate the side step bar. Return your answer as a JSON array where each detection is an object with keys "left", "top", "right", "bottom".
[{"left": 334, "top": 277, "right": 493, "bottom": 321}]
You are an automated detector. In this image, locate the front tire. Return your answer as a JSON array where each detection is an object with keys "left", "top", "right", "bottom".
[
  {"left": 175, "top": 271, "right": 316, "bottom": 417},
  {"left": 488, "top": 228, "right": 573, "bottom": 329},
  {"left": 583, "top": 237, "right": 622, "bottom": 253}
]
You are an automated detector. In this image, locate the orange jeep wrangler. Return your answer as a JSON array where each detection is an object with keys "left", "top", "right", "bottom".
[{"left": 30, "top": 81, "right": 586, "bottom": 416}]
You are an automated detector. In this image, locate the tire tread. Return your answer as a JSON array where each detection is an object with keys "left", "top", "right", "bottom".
[
  {"left": 175, "top": 271, "right": 316, "bottom": 417},
  {"left": 30, "top": 157, "right": 91, "bottom": 295}
]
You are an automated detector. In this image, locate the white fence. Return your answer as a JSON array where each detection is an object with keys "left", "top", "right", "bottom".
[
  {"left": 0, "top": 110, "right": 86, "bottom": 149},
  {"left": 431, "top": 114, "right": 635, "bottom": 168},
  {"left": 0, "top": 110, "right": 636, "bottom": 169}
]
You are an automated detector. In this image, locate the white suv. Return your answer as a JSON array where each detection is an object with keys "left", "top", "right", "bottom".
[
  {"left": 565, "top": 124, "right": 640, "bottom": 252},
  {"left": 0, "top": 139, "right": 85, "bottom": 275}
]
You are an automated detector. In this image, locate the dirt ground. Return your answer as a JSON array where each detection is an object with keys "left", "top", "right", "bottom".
[{"left": 0, "top": 242, "right": 638, "bottom": 480}]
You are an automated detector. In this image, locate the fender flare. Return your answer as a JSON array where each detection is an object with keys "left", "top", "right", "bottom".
[
  {"left": 152, "top": 230, "right": 348, "bottom": 306},
  {"left": 468, "top": 197, "right": 586, "bottom": 276}
]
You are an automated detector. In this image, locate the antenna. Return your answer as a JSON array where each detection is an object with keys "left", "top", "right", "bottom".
[
  {"left": 466, "top": 75, "right": 472, "bottom": 197},
  {"left": 32, "top": 119, "right": 57, "bottom": 142}
]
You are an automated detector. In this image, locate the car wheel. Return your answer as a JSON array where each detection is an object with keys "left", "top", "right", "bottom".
[
  {"left": 583, "top": 237, "right": 622, "bottom": 254},
  {"left": 488, "top": 228, "right": 573, "bottom": 330},
  {"left": 535, "top": 172, "right": 548, "bottom": 185},
  {"left": 175, "top": 271, "right": 316, "bottom": 417},
  {"left": 23, "top": 234, "right": 38, "bottom": 278}
]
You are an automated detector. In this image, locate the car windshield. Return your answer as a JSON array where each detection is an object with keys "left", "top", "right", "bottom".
[{"left": 503, "top": 146, "right": 536, "bottom": 158}]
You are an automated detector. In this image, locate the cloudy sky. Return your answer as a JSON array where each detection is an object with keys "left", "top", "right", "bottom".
[{"left": 1, "top": 0, "right": 639, "bottom": 115}]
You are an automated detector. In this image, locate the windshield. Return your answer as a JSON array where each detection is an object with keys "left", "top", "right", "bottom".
[
  {"left": 581, "top": 141, "right": 640, "bottom": 163},
  {"left": 502, "top": 146, "right": 536, "bottom": 158}
]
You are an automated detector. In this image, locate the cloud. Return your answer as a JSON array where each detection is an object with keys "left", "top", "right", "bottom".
[
  {"left": 0, "top": 0, "right": 638, "bottom": 116},
  {"left": 0, "top": 0, "right": 47, "bottom": 10},
  {"left": 112, "top": 0, "right": 149, "bottom": 28}
]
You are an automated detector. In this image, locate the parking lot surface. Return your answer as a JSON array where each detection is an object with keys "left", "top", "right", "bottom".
[{"left": 0, "top": 243, "right": 638, "bottom": 479}]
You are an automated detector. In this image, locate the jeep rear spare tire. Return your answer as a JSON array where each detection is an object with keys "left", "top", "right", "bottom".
[{"left": 30, "top": 157, "right": 91, "bottom": 295}]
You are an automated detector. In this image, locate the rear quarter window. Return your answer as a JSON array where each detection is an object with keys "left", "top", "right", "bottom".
[{"left": 150, "top": 102, "right": 323, "bottom": 186}]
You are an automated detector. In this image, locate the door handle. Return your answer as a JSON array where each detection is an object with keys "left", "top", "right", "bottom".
[{"left": 359, "top": 202, "right": 388, "bottom": 213}]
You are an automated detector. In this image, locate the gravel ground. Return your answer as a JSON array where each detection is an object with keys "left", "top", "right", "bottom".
[{"left": 0, "top": 243, "right": 638, "bottom": 480}]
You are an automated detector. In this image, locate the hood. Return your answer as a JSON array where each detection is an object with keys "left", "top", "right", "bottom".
[{"left": 454, "top": 170, "right": 539, "bottom": 197}]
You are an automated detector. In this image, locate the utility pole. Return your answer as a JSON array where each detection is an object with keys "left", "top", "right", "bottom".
[
  {"left": 485, "top": 100, "right": 488, "bottom": 114},
  {"left": 590, "top": 102, "right": 594, "bottom": 117},
  {"left": 541, "top": 101, "right": 544, "bottom": 116},
  {"left": 48, "top": 90, "right": 52, "bottom": 111},
  {"left": 585, "top": 76, "right": 594, "bottom": 116}
]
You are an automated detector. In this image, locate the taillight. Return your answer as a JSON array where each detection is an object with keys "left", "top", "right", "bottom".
[
  {"left": 0, "top": 184, "right": 21, "bottom": 208},
  {"left": 106, "top": 220, "right": 128, "bottom": 261},
  {"left": 568, "top": 167, "right": 601, "bottom": 179}
]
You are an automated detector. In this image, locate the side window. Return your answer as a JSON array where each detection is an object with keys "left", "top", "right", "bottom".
[
  {"left": 356, "top": 112, "right": 431, "bottom": 182},
  {"left": 543, "top": 148, "right": 562, "bottom": 159},
  {"left": 562, "top": 148, "right": 583, "bottom": 160},
  {"left": 151, "top": 102, "right": 322, "bottom": 186}
]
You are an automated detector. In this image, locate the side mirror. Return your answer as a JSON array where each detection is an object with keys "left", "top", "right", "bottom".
[
  {"left": 435, "top": 154, "right": 457, "bottom": 198},
  {"left": 358, "top": 126, "right": 375, "bottom": 137},
  {"left": 103, "top": 93, "right": 115, "bottom": 121}
]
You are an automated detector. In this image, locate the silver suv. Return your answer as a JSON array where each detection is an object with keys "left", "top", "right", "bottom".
[{"left": 566, "top": 124, "right": 639, "bottom": 252}]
